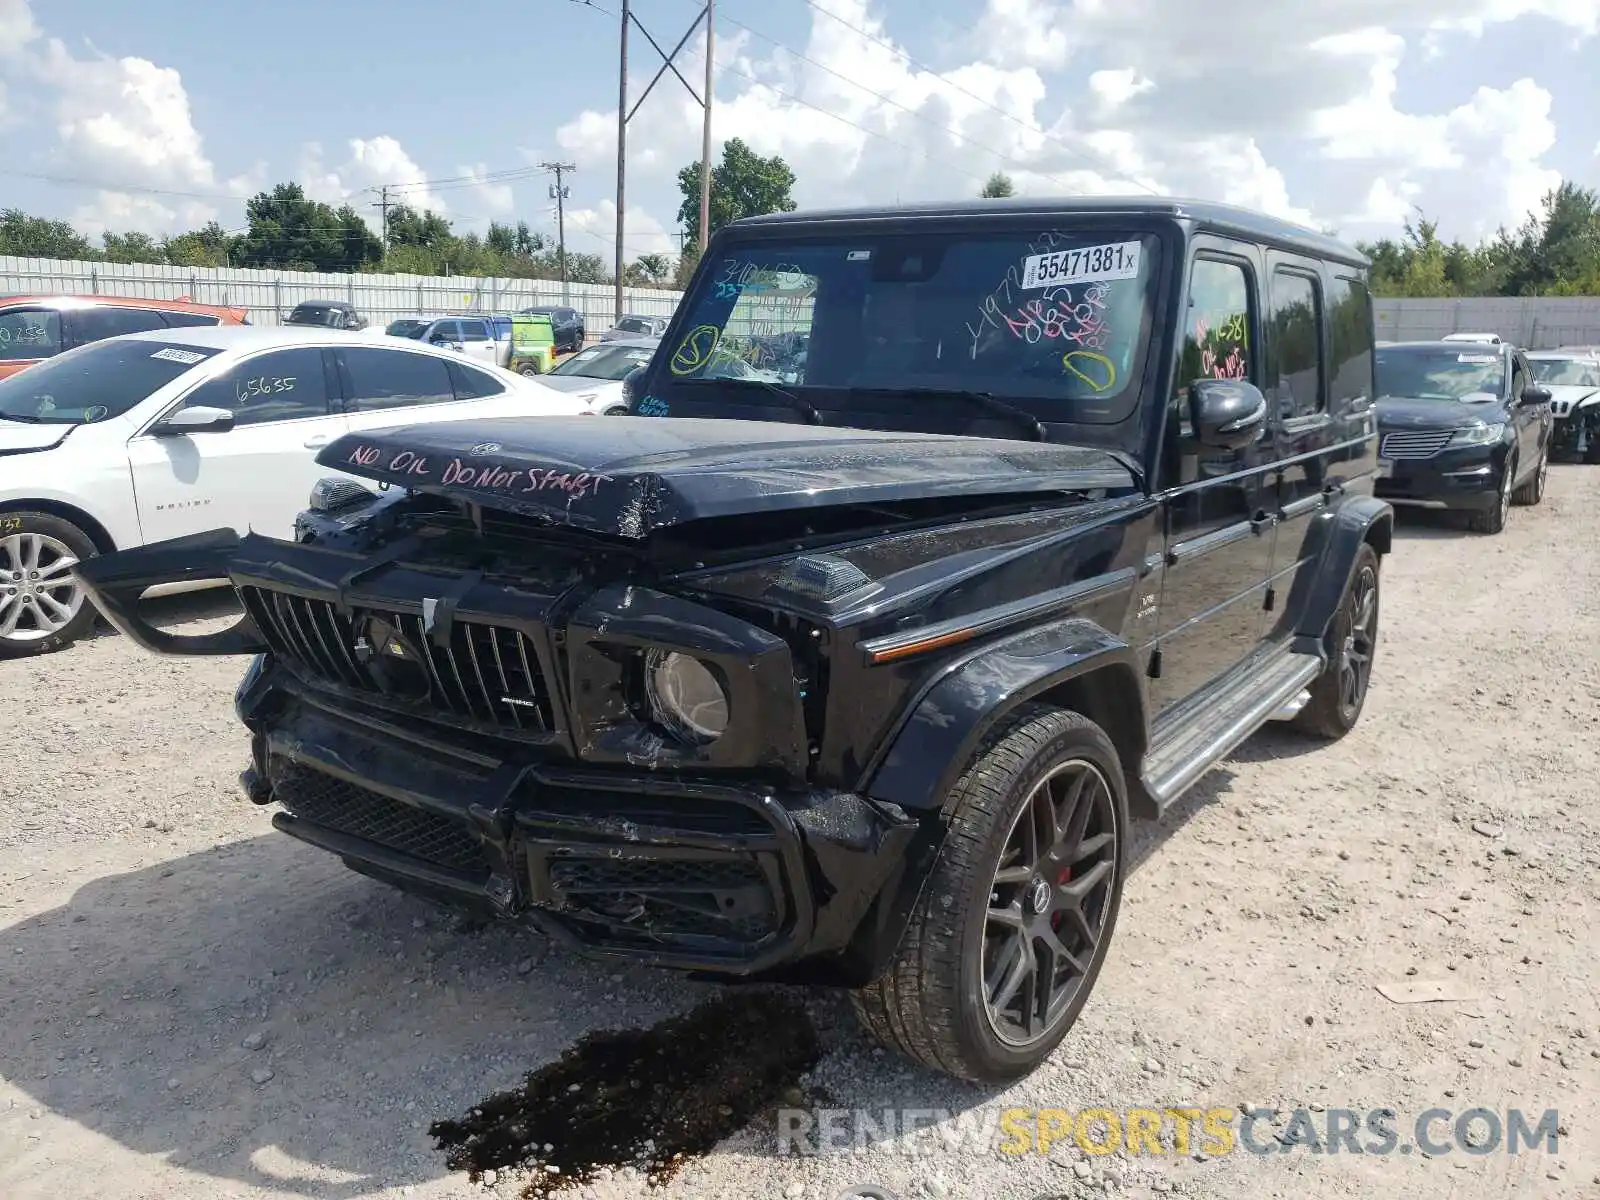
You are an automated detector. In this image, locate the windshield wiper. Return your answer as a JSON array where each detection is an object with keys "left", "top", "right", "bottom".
[
  {"left": 850, "top": 387, "right": 1048, "bottom": 441},
  {"left": 0, "top": 412, "right": 45, "bottom": 424},
  {"left": 688, "top": 376, "right": 824, "bottom": 425}
]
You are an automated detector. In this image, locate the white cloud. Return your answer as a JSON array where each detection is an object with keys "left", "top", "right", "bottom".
[
  {"left": 564, "top": 198, "right": 678, "bottom": 262},
  {"left": 299, "top": 139, "right": 518, "bottom": 232}
]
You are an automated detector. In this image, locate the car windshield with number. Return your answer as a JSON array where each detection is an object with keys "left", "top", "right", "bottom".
[
  {"left": 1375, "top": 346, "right": 1505, "bottom": 401},
  {"left": 660, "top": 230, "right": 1162, "bottom": 422},
  {"left": 1530, "top": 357, "right": 1600, "bottom": 387},
  {"left": 550, "top": 343, "right": 657, "bottom": 381},
  {"left": 0, "top": 339, "right": 220, "bottom": 425}
]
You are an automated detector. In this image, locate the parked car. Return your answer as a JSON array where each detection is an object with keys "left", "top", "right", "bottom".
[
  {"left": 0, "top": 326, "right": 588, "bottom": 657},
  {"left": 535, "top": 337, "right": 660, "bottom": 413},
  {"left": 516, "top": 305, "right": 585, "bottom": 353},
  {"left": 0, "top": 294, "right": 249, "bottom": 380},
  {"left": 1373, "top": 340, "right": 1552, "bottom": 532},
  {"left": 383, "top": 315, "right": 512, "bottom": 368},
  {"left": 1441, "top": 331, "right": 1503, "bottom": 345},
  {"left": 600, "top": 313, "right": 669, "bottom": 341},
  {"left": 285, "top": 300, "right": 367, "bottom": 330},
  {"left": 1528, "top": 348, "right": 1600, "bottom": 462},
  {"left": 76, "top": 197, "right": 1393, "bottom": 1084},
  {"left": 506, "top": 313, "right": 560, "bottom": 376}
]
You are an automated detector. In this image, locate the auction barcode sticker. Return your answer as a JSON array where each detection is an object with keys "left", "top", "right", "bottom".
[
  {"left": 150, "top": 347, "right": 207, "bottom": 364},
  {"left": 1021, "top": 240, "right": 1142, "bottom": 289}
]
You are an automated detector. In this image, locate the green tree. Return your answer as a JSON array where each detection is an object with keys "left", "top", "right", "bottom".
[
  {"left": 385, "top": 204, "right": 453, "bottom": 252},
  {"left": 627, "top": 253, "right": 671, "bottom": 286},
  {"left": 232, "top": 183, "right": 381, "bottom": 272},
  {"left": 102, "top": 231, "right": 167, "bottom": 264},
  {"left": 0, "top": 209, "right": 100, "bottom": 259},
  {"left": 980, "top": 172, "right": 1016, "bottom": 198},
  {"left": 163, "top": 222, "right": 234, "bottom": 268},
  {"left": 675, "top": 138, "right": 797, "bottom": 241}
]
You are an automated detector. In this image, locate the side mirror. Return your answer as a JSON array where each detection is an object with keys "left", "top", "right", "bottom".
[
  {"left": 154, "top": 405, "right": 235, "bottom": 436},
  {"left": 1188, "top": 379, "right": 1268, "bottom": 449},
  {"left": 1520, "top": 384, "right": 1552, "bottom": 406},
  {"left": 621, "top": 365, "right": 647, "bottom": 408}
]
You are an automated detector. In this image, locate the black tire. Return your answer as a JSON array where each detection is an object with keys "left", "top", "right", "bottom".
[
  {"left": 850, "top": 705, "right": 1128, "bottom": 1082},
  {"left": 517, "top": 364, "right": 541, "bottom": 377},
  {"left": 1584, "top": 429, "right": 1600, "bottom": 465},
  {"left": 1512, "top": 446, "right": 1547, "bottom": 505},
  {"left": 0, "top": 510, "right": 100, "bottom": 658},
  {"left": 1466, "top": 454, "right": 1514, "bottom": 534},
  {"left": 1293, "top": 542, "right": 1379, "bottom": 740}
]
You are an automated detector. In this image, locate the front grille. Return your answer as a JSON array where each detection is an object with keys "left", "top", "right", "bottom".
[
  {"left": 548, "top": 855, "right": 777, "bottom": 941},
  {"left": 272, "top": 760, "right": 490, "bottom": 878},
  {"left": 1380, "top": 430, "right": 1456, "bottom": 459},
  {"left": 241, "top": 587, "right": 553, "bottom": 731}
]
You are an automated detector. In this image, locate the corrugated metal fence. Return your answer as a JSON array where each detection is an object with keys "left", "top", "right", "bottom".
[
  {"left": 0, "top": 257, "right": 684, "bottom": 331},
  {"left": 4, "top": 256, "right": 1598, "bottom": 349},
  {"left": 1375, "top": 297, "right": 1600, "bottom": 348}
]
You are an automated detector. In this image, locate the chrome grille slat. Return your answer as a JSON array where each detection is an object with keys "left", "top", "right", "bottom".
[
  {"left": 1380, "top": 430, "right": 1455, "bottom": 459},
  {"left": 462, "top": 627, "right": 498, "bottom": 721},
  {"left": 402, "top": 614, "right": 461, "bottom": 715},
  {"left": 297, "top": 596, "right": 353, "bottom": 685},
  {"left": 485, "top": 627, "right": 523, "bottom": 730},
  {"left": 316, "top": 603, "right": 366, "bottom": 686},
  {"left": 274, "top": 592, "right": 324, "bottom": 674}
]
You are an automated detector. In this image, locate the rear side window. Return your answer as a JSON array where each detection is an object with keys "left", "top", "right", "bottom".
[
  {"left": 1267, "top": 268, "right": 1324, "bottom": 419},
  {"left": 340, "top": 347, "right": 456, "bottom": 411},
  {"left": 427, "top": 320, "right": 462, "bottom": 344},
  {"left": 448, "top": 359, "right": 506, "bottom": 400},
  {"left": 177, "top": 347, "right": 334, "bottom": 427},
  {"left": 0, "top": 308, "right": 63, "bottom": 360},
  {"left": 161, "top": 310, "right": 223, "bottom": 328},
  {"left": 1327, "top": 275, "right": 1374, "bottom": 407},
  {"left": 459, "top": 319, "right": 491, "bottom": 342},
  {"left": 65, "top": 305, "right": 170, "bottom": 346}
]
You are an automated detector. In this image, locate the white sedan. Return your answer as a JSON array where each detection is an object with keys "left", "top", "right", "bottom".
[
  {"left": 0, "top": 325, "right": 589, "bottom": 657},
  {"left": 531, "top": 337, "right": 660, "bottom": 414}
]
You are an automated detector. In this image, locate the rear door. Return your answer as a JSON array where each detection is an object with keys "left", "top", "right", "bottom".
[
  {"left": 61, "top": 305, "right": 171, "bottom": 349},
  {"left": 337, "top": 345, "right": 519, "bottom": 435},
  {"left": 126, "top": 346, "right": 349, "bottom": 541}
]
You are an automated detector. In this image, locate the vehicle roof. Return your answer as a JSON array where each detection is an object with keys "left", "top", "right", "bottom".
[
  {"left": 1381, "top": 340, "right": 1509, "bottom": 353},
  {"left": 730, "top": 195, "right": 1369, "bottom": 267},
  {"left": 1533, "top": 347, "right": 1600, "bottom": 358},
  {"left": 290, "top": 300, "right": 356, "bottom": 309},
  {"left": 0, "top": 293, "right": 246, "bottom": 316},
  {"left": 115, "top": 326, "right": 441, "bottom": 350}
]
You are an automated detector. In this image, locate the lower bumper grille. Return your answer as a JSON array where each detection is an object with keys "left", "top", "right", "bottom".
[
  {"left": 1380, "top": 430, "right": 1455, "bottom": 459},
  {"left": 548, "top": 856, "right": 777, "bottom": 942},
  {"left": 271, "top": 760, "right": 490, "bottom": 879}
]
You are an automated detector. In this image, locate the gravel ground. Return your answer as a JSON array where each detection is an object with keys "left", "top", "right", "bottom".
[{"left": 2, "top": 469, "right": 1597, "bottom": 1200}]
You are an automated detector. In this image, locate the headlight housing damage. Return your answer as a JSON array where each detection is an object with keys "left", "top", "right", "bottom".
[{"left": 645, "top": 649, "right": 730, "bottom": 744}]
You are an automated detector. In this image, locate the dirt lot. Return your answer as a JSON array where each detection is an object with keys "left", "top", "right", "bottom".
[{"left": 2, "top": 469, "right": 1597, "bottom": 1200}]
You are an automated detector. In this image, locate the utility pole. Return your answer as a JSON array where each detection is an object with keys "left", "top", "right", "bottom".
[
  {"left": 699, "top": 0, "right": 714, "bottom": 255},
  {"left": 613, "top": 0, "right": 713, "bottom": 317},
  {"left": 370, "top": 185, "right": 391, "bottom": 262},
  {"left": 541, "top": 161, "right": 576, "bottom": 305}
]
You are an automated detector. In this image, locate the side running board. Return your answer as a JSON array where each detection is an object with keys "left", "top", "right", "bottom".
[{"left": 1141, "top": 646, "right": 1324, "bottom": 812}]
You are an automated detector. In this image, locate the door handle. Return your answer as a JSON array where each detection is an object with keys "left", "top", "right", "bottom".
[{"left": 304, "top": 434, "right": 331, "bottom": 448}]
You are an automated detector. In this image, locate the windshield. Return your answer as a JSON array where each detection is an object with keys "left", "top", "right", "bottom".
[
  {"left": 0, "top": 338, "right": 220, "bottom": 425},
  {"left": 552, "top": 343, "right": 656, "bottom": 380},
  {"left": 386, "top": 319, "right": 429, "bottom": 339},
  {"left": 1375, "top": 347, "right": 1505, "bottom": 401},
  {"left": 1530, "top": 357, "right": 1600, "bottom": 387},
  {"left": 660, "top": 229, "right": 1162, "bottom": 422},
  {"left": 287, "top": 306, "right": 335, "bottom": 326}
]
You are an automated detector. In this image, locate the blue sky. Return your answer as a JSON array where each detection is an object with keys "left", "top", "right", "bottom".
[{"left": 1, "top": 0, "right": 1597, "bottom": 267}]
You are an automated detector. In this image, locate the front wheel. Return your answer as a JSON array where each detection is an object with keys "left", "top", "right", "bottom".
[
  {"left": 0, "top": 512, "right": 99, "bottom": 658},
  {"left": 1467, "top": 454, "right": 1515, "bottom": 534},
  {"left": 851, "top": 705, "right": 1127, "bottom": 1082},
  {"left": 1293, "top": 542, "right": 1379, "bottom": 739},
  {"left": 1512, "top": 446, "right": 1547, "bottom": 506}
]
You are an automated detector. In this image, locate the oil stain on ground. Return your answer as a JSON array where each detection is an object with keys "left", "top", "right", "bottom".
[{"left": 429, "top": 990, "right": 822, "bottom": 1197}]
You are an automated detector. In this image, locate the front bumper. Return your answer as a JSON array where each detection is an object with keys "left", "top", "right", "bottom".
[
  {"left": 1551, "top": 410, "right": 1599, "bottom": 459},
  {"left": 1374, "top": 442, "right": 1505, "bottom": 511}
]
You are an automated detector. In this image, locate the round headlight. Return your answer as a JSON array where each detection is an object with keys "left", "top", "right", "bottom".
[{"left": 645, "top": 651, "right": 729, "bottom": 744}]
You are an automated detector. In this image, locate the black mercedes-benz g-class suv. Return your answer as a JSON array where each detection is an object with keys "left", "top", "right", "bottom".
[{"left": 74, "top": 198, "right": 1392, "bottom": 1083}]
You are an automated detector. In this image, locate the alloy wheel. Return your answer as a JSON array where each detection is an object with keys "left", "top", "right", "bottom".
[
  {"left": 1498, "top": 463, "right": 1513, "bottom": 526},
  {"left": 982, "top": 759, "right": 1118, "bottom": 1048},
  {"left": 0, "top": 532, "right": 83, "bottom": 641},
  {"left": 1339, "top": 563, "right": 1378, "bottom": 717}
]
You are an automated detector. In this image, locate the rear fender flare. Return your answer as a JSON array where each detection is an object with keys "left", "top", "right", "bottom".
[
  {"left": 861, "top": 617, "right": 1145, "bottom": 816},
  {"left": 1284, "top": 495, "right": 1392, "bottom": 651}
]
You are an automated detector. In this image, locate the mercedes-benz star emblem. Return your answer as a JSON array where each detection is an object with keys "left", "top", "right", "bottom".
[
  {"left": 1029, "top": 876, "right": 1052, "bottom": 914},
  {"left": 469, "top": 441, "right": 502, "bottom": 455}
]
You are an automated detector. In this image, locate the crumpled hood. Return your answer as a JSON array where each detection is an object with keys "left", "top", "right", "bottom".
[
  {"left": 317, "top": 415, "right": 1134, "bottom": 539},
  {"left": 1543, "top": 384, "right": 1600, "bottom": 416},
  {"left": 0, "top": 421, "right": 74, "bottom": 457}
]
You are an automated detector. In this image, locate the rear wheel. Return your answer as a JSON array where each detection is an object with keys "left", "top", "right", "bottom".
[
  {"left": 517, "top": 364, "right": 540, "bottom": 377},
  {"left": 851, "top": 706, "right": 1127, "bottom": 1082},
  {"left": 0, "top": 512, "right": 99, "bottom": 658},
  {"left": 1293, "top": 542, "right": 1379, "bottom": 740}
]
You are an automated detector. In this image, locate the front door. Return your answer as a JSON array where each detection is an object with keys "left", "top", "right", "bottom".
[
  {"left": 457, "top": 317, "right": 500, "bottom": 367},
  {"left": 1150, "top": 244, "right": 1277, "bottom": 713},
  {"left": 126, "top": 346, "right": 348, "bottom": 542}
]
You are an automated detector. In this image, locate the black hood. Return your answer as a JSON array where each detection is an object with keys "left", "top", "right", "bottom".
[
  {"left": 1376, "top": 396, "right": 1506, "bottom": 430},
  {"left": 316, "top": 416, "right": 1134, "bottom": 540}
]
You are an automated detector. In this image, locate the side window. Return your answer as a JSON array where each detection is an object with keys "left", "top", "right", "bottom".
[
  {"left": 177, "top": 348, "right": 333, "bottom": 427},
  {"left": 65, "top": 305, "right": 170, "bottom": 347},
  {"left": 161, "top": 310, "right": 223, "bottom": 328},
  {"left": 426, "top": 320, "right": 461, "bottom": 345},
  {"left": 1164, "top": 257, "right": 1255, "bottom": 487},
  {"left": 448, "top": 359, "right": 506, "bottom": 401},
  {"left": 341, "top": 347, "right": 456, "bottom": 411},
  {"left": 1510, "top": 355, "right": 1528, "bottom": 401},
  {"left": 1267, "top": 269, "right": 1324, "bottom": 419},
  {"left": 0, "top": 308, "right": 63, "bottom": 360},
  {"left": 459, "top": 319, "right": 490, "bottom": 342},
  {"left": 1327, "top": 276, "right": 1373, "bottom": 407}
]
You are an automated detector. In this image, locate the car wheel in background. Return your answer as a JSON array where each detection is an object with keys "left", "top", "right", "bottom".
[
  {"left": 0, "top": 511, "right": 100, "bottom": 658},
  {"left": 1512, "top": 447, "right": 1547, "bottom": 506},
  {"left": 1467, "top": 455, "right": 1514, "bottom": 534}
]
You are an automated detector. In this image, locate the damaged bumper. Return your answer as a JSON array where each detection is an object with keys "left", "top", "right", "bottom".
[{"left": 74, "top": 528, "right": 929, "bottom": 982}]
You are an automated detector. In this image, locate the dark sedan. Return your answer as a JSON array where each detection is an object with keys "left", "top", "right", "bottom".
[{"left": 1373, "top": 341, "right": 1553, "bottom": 534}]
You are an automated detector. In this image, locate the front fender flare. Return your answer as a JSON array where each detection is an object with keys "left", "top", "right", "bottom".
[{"left": 861, "top": 616, "right": 1143, "bottom": 814}]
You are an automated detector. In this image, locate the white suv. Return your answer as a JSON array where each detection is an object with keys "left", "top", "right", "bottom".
[{"left": 0, "top": 326, "right": 587, "bottom": 657}]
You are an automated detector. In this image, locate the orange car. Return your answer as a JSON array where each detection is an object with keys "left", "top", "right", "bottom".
[{"left": 0, "top": 294, "right": 250, "bottom": 379}]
